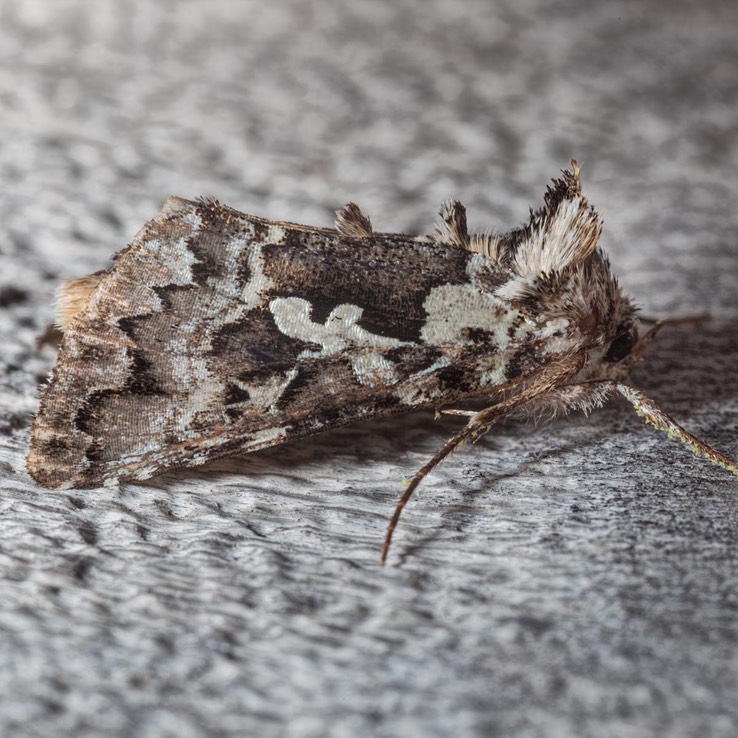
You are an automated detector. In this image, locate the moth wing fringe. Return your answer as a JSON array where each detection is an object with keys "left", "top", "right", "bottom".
[{"left": 54, "top": 272, "right": 105, "bottom": 330}]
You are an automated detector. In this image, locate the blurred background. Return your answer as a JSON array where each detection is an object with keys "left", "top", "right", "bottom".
[{"left": 0, "top": 1, "right": 737, "bottom": 737}]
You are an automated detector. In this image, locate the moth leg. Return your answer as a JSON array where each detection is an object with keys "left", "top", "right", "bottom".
[
  {"left": 381, "top": 402, "right": 510, "bottom": 565},
  {"left": 335, "top": 202, "right": 373, "bottom": 237},
  {"left": 436, "top": 373, "right": 548, "bottom": 419},
  {"left": 537, "top": 380, "right": 738, "bottom": 475},
  {"left": 615, "top": 383, "right": 738, "bottom": 475},
  {"left": 437, "top": 408, "right": 476, "bottom": 417},
  {"left": 381, "top": 355, "right": 585, "bottom": 564}
]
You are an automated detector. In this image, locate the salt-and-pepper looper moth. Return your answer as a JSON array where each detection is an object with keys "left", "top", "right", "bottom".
[{"left": 27, "top": 163, "right": 738, "bottom": 563}]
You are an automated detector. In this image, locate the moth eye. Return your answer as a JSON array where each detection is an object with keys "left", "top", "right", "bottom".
[{"left": 603, "top": 326, "right": 635, "bottom": 363}]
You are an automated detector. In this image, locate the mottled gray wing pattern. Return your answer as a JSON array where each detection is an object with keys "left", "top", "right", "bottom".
[{"left": 28, "top": 197, "right": 531, "bottom": 488}]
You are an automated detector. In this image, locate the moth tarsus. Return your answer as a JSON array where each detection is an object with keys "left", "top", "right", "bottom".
[{"left": 27, "top": 162, "right": 738, "bottom": 564}]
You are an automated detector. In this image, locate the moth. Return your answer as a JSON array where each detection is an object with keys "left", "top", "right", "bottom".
[{"left": 27, "top": 162, "right": 738, "bottom": 563}]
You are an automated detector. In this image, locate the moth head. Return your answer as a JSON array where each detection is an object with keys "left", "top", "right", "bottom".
[
  {"left": 583, "top": 315, "right": 642, "bottom": 382},
  {"left": 567, "top": 244, "right": 644, "bottom": 381},
  {"left": 484, "top": 162, "right": 646, "bottom": 382},
  {"left": 586, "top": 313, "right": 678, "bottom": 384},
  {"left": 602, "top": 321, "right": 639, "bottom": 364}
]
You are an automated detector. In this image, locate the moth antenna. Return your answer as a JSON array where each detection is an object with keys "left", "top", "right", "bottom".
[
  {"left": 627, "top": 320, "right": 665, "bottom": 365},
  {"left": 335, "top": 202, "right": 373, "bottom": 237},
  {"left": 629, "top": 314, "right": 710, "bottom": 368},
  {"left": 432, "top": 200, "right": 469, "bottom": 248},
  {"left": 438, "top": 408, "right": 476, "bottom": 417},
  {"left": 639, "top": 313, "right": 709, "bottom": 325},
  {"left": 615, "top": 383, "right": 738, "bottom": 475}
]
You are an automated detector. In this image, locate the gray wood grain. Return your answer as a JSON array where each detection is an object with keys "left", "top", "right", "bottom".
[{"left": 1, "top": 1, "right": 737, "bottom": 736}]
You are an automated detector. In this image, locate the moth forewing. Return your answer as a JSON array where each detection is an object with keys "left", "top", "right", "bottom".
[
  {"left": 28, "top": 195, "right": 545, "bottom": 489},
  {"left": 27, "top": 162, "right": 738, "bottom": 564}
]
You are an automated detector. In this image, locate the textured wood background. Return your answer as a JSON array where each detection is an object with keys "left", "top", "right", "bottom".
[{"left": 1, "top": 1, "right": 737, "bottom": 736}]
